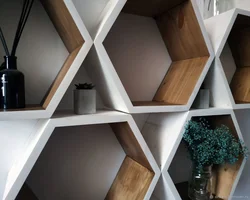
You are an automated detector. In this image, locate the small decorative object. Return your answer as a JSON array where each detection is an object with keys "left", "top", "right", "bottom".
[
  {"left": 203, "top": 0, "right": 234, "bottom": 19},
  {"left": 0, "top": 0, "right": 34, "bottom": 109},
  {"left": 74, "top": 83, "right": 96, "bottom": 115},
  {"left": 183, "top": 118, "right": 248, "bottom": 200},
  {"left": 192, "top": 89, "right": 210, "bottom": 109}
]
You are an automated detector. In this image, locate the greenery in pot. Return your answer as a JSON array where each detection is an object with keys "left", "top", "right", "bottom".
[
  {"left": 183, "top": 117, "right": 249, "bottom": 200},
  {"left": 75, "top": 83, "right": 95, "bottom": 90},
  {"left": 183, "top": 117, "right": 248, "bottom": 170}
]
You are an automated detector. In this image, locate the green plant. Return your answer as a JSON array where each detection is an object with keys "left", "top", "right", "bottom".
[
  {"left": 75, "top": 83, "right": 95, "bottom": 90},
  {"left": 183, "top": 118, "right": 248, "bottom": 170}
]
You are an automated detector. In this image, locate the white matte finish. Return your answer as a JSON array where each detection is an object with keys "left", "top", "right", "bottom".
[
  {"left": 161, "top": 108, "right": 246, "bottom": 200},
  {"left": 4, "top": 111, "right": 160, "bottom": 200},
  {"left": 90, "top": 0, "right": 214, "bottom": 113},
  {"left": 136, "top": 107, "right": 247, "bottom": 199},
  {"left": 205, "top": 8, "right": 250, "bottom": 109},
  {"left": 0, "top": 0, "right": 93, "bottom": 120}
]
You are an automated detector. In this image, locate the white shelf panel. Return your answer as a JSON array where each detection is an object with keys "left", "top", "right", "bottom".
[{"left": 4, "top": 110, "right": 160, "bottom": 200}]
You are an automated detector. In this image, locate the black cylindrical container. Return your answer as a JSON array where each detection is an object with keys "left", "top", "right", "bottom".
[{"left": 0, "top": 56, "right": 25, "bottom": 109}]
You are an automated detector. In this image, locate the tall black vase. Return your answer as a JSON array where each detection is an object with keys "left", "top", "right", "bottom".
[{"left": 0, "top": 56, "right": 25, "bottom": 109}]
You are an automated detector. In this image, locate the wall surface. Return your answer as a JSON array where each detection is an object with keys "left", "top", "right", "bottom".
[
  {"left": 233, "top": 110, "right": 250, "bottom": 200},
  {"left": 0, "top": 0, "right": 68, "bottom": 105},
  {"left": 26, "top": 124, "right": 125, "bottom": 200},
  {"left": 104, "top": 13, "right": 172, "bottom": 102}
]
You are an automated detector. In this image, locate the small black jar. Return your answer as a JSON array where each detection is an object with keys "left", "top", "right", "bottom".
[{"left": 0, "top": 56, "right": 25, "bottom": 109}]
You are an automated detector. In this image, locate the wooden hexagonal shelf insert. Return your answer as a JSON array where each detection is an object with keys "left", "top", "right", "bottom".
[
  {"left": 104, "top": 0, "right": 210, "bottom": 107},
  {"left": 225, "top": 14, "right": 250, "bottom": 104},
  {"left": 169, "top": 114, "right": 245, "bottom": 200},
  {"left": 1, "top": 0, "right": 87, "bottom": 115},
  {"left": 15, "top": 120, "right": 156, "bottom": 200}
]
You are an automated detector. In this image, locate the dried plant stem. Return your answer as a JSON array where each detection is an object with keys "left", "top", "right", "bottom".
[{"left": 0, "top": 27, "right": 9, "bottom": 56}]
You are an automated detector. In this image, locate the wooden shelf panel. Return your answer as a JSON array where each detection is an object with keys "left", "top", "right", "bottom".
[
  {"left": 0, "top": 0, "right": 91, "bottom": 118},
  {"left": 218, "top": 13, "right": 250, "bottom": 105},
  {"left": 230, "top": 67, "right": 250, "bottom": 103},
  {"left": 102, "top": 0, "right": 211, "bottom": 111},
  {"left": 156, "top": 0, "right": 209, "bottom": 61},
  {"left": 42, "top": 46, "right": 82, "bottom": 109},
  {"left": 167, "top": 112, "right": 245, "bottom": 200},
  {"left": 132, "top": 101, "right": 180, "bottom": 106},
  {"left": 12, "top": 114, "right": 157, "bottom": 200},
  {"left": 228, "top": 15, "right": 250, "bottom": 68},
  {"left": 154, "top": 57, "right": 208, "bottom": 105},
  {"left": 122, "top": 0, "right": 185, "bottom": 17},
  {"left": 106, "top": 157, "right": 154, "bottom": 200},
  {"left": 40, "top": 0, "right": 85, "bottom": 53}
]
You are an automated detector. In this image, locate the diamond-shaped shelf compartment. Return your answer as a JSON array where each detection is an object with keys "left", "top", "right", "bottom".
[
  {"left": 134, "top": 109, "right": 246, "bottom": 200},
  {"left": 4, "top": 111, "right": 160, "bottom": 200},
  {"left": 0, "top": 0, "right": 92, "bottom": 120},
  {"left": 204, "top": 9, "right": 250, "bottom": 109},
  {"left": 88, "top": 0, "right": 214, "bottom": 113}
]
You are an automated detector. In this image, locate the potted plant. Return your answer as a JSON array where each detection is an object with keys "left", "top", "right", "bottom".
[
  {"left": 183, "top": 118, "right": 248, "bottom": 200},
  {"left": 74, "top": 83, "right": 96, "bottom": 114}
]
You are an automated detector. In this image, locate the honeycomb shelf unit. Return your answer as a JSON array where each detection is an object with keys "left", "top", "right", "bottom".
[
  {"left": 0, "top": 0, "right": 92, "bottom": 120},
  {"left": 3, "top": 111, "right": 160, "bottom": 200},
  {"left": 86, "top": 0, "right": 214, "bottom": 113},
  {"left": 136, "top": 108, "right": 246, "bottom": 200},
  {"left": 204, "top": 8, "right": 250, "bottom": 109}
]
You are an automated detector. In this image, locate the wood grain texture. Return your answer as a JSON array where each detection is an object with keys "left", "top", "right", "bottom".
[
  {"left": 40, "top": 0, "right": 84, "bottom": 53},
  {"left": 156, "top": 0, "right": 209, "bottom": 61},
  {"left": 110, "top": 122, "right": 153, "bottom": 171},
  {"left": 105, "top": 157, "right": 154, "bottom": 200},
  {"left": 132, "top": 101, "right": 181, "bottom": 106},
  {"left": 230, "top": 67, "right": 250, "bottom": 103},
  {"left": 154, "top": 56, "right": 208, "bottom": 105},
  {"left": 122, "top": 0, "right": 185, "bottom": 17},
  {"left": 42, "top": 46, "right": 82, "bottom": 109},
  {"left": 214, "top": 158, "right": 243, "bottom": 199},
  {"left": 0, "top": 105, "right": 43, "bottom": 112},
  {"left": 15, "top": 183, "right": 39, "bottom": 200},
  {"left": 199, "top": 115, "right": 242, "bottom": 199}
]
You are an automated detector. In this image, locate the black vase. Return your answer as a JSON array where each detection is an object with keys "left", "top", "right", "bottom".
[{"left": 0, "top": 56, "right": 25, "bottom": 109}]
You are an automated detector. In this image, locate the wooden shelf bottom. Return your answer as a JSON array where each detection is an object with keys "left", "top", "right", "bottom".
[
  {"left": 132, "top": 101, "right": 181, "bottom": 106},
  {"left": 106, "top": 156, "right": 154, "bottom": 200},
  {"left": 231, "top": 67, "right": 250, "bottom": 104}
]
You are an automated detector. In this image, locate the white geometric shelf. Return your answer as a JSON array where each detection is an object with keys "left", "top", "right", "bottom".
[
  {"left": 204, "top": 8, "right": 250, "bottom": 110},
  {"left": 0, "top": 0, "right": 92, "bottom": 120},
  {"left": 137, "top": 108, "right": 246, "bottom": 200},
  {"left": 3, "top": 111, "right": 160, "bottom": 200},
  {"left": 86, "top": 0, "right": 214, "bottom": 113}
]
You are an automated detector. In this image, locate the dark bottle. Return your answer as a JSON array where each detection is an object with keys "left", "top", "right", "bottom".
[{"left": 0, "top": 56, "right": 25, "bottom": 109}]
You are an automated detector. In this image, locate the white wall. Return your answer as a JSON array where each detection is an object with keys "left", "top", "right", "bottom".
[
  {"left": 104, "top": 13, "right": 172, "bottom": 102},
  {"left": 26, "top": 124, "right": 125, "bottom": 200},
  {"left": 233, "top": 109, "right": 250, "bottom": 200},
  {"left": 0, "top": 0, "right": 68, "bottom": 105}
]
